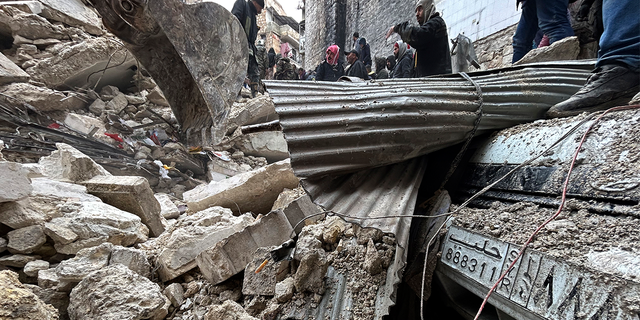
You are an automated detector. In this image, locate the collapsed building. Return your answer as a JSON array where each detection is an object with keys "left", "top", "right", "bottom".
[{"left": 0, "top": 1, "right": 638, "bottom": 320}]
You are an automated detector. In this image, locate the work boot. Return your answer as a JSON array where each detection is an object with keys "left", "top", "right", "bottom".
[
  {"left": 546, "top": 64, "right": 640, "bottom": 118},
  {"left": 250, "top": 82, "right": 259, "bottom": 98}
]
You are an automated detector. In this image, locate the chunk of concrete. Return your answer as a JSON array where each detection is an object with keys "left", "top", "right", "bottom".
[
  {"left": 0, "top": 52, "right": 30, "bottom": 84},
  {"left": 184, "top": 159, "right": 299, "bottom": 215},
  {"left": 46, "top": 202, "right": 148, "bottom": 255},
  {"left": 163, "top": 283, "right": 184, "bottom": 308},
  {"left": 146, "top": 87, "right": 170, "bottom": 107},
  {"left": 31, "top": 177, "right": 101, "bottom": 202},
  {"left": 206, "top": 157, "right": 252, "bottom": 180},
  {"left": 0, "top": 6, "right": 68, "bottom": 40},
  {"left": 38, "top": 268, "right": 72, "bottom": 291},
  {"left": 109, "top": 245, "right": 151, "bottom": 278},
  {"left": 275, "top": 277, "right": 295, "bottom": 303},
  {"left": 226, "top": 95, "right": 278, "bottom": 133},
  {"left": 197, "top": 209, "right": 294, "bottom": 285},
  {"left": 68, "top": 264, "right": 169, "bottom": 320},
  {"left": 105, "top": 92, "right": 128, "bottom": 113},
  {"left": 140, "top": 206, "right": 254, "bottom": 282},
  {"left": 0, "top": 161, "right": 32, "bottom": 203},
  {"left": 39, "top": 143, "right": 111, "bottom": 183},
  {"left": 155, "top": 193, "right": 180, "bottom": 219},
  {"left": 0, "top": 82, "right": 85, "bottom": 111},
  {"left": 63, "top": 113, "right": 107, "bottom": 138},
  {"left": 0, "top": 237, "right": 6, "bottom": 253},
  {"left": 232, "top": 131, "right": 289, "bottom": 163},
  {"left": 37, "top": 0, "right": 103, "bottom": 35},
  {"left": 88, "top": 98, "right": 106, "bottom": 115},
  {"left": 205, "top": 300, "right": 257, "bottom": 320},
  {"left": 23, "top": 259, "right": 49, "bottom": 277},
  {"left": 242, "top": 246, "right": 289, "bottom": 296},
  {"left": 7, "top": 225, "right": 46, "bottom": 254},
  {"left": 0, "top": 254, "right": 39, "bottom": 267},
  {"left": 275, "top": 191, "right": 324, "bottom": 235},
  {"left": 25, "top": 284, "right": 70, "bottom": 320},
  {"left": 294, "top": 249, "right": 328, "bottom": 295},
  {"left": 0, "top": 270, "right": 59, "bottom": 320},
  {"left": 56, "top": 243, "right": 112, "bottom": 282},
  {"left": 363, "top": 239, "right": 383, "bottom": 275},
  {"left": 81, "top": 175, "right": 165, "bottom": 237},
  {"left": 515, "top": 36, "right": 580, "bottom": 65},
  {"left": 0, "top": 1, "right": 43, "bottom": 14}
]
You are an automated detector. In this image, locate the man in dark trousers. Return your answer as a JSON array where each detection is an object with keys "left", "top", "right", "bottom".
[
  {"left": 345, "top": 49, "right": 368, "bottom": 80},
  {"left": 232, "top": 0, "right": 264, "bottom": 97},
  {"left": 385, "top": 0, "right": 451, "bottom": 77}
]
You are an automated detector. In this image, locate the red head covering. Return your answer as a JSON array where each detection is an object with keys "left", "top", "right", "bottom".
[{"left": 326, "top": 45, "right": 340, "bottom": 66}]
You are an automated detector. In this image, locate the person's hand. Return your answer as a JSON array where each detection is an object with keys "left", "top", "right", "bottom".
[{"left": 385, "top": 26, "right": 395, "bottom": 39}]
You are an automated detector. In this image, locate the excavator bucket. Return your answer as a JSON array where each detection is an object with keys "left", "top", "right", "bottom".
[{"left": 91, "top": 0, "right": 248, "bottom": 146}]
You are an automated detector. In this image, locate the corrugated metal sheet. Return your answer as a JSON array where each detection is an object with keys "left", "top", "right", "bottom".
[{"left": 265, "top": 60, "right": 595, "bottom": 179}]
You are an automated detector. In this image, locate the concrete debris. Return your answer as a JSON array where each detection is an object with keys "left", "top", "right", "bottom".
[
  {"left": 23, "top": 259, "right": 50, "bottom": 277},
  {"left": 109, "top": 245, "right": 152, "bottom": 278},
  {"left": 294, "top": 247, "right": 328, "bottom": 295},
  {"left": 0, "top": 237, "right": 6, "bottom": 253},
  {"left": 6, "top": 224, "right": 46, "bottom": 254},
  {"left": 37, "top": 268, "right": 72, "bottom": 292},
  {"left": 0, "top": 52, "right": 30, "bottom": 84},
  {"left": 242, "top": 246, "right": 289, "bottom": 296},
  {"left": 0, "top": 6, "right": 69, "bottom": 40},
  {"left": 0, "top": 161, "right": 32, "bottom": 202},
  {"left": 146, "top": 87, "right": 170, "bottom": 107},
  {"left": 63, "top": 113, "right": 107, "bottom": 139},
  {"left": 515, "top": 36, "right": 580, "bottom": 65},
  {"left": 184, "top": 159, "right": 299, "bottom": 215},
  {"left": 275, "top": 277, "right": 295, "bottom": 303},
  {"left": 106, "top": 92, "right": 128, "bottom": 113},
  {"left": 30, "top": 177, "right": 101, "bottom": 202},
  {"left": 197, "top": 209, "right": 294, "bottom": 285},
  {"left": 363, "top": 239, "right": 383, "bottom": 275},
  {"left": 0, "top": 253, "right": 39, "bottom": 267},
  {"left": 164, "top": 282, "right": 185, "bottom": 308},
  {"left": 0, "top": 82, "right": 86, "bottom": 111},
  {"left": 0, "top": 270, "right": 59, "bottom": 320},
  {"left": 205, "top": 300, "right": 258, "bottom": 320},
  {"left": 45, "top": 201, "right": 148, "bottom": 254},
  {"left": 0, "top": 1, "right": 43, "bottom": 14},
  {"left": 226, "top": 95, "right": 278, "bottom": 133},
  {"left": 55, "top": 242, "right": 112, "bottom": 282},
  {"left": 82, "top": 175, "right": 165, "bottom": 237},
  {"left": 139, "top": 206, "right": 254, "bottom": 282},
  {"left": 39, "top": 143, "right": 111, "bottom": 183},
  {"left": 25, "top": 284, "right": 70, "bottom": 320},
  {"left": 155, "top": 193, "right": 180, "bottom": 219},
  {"left": 207, "top": 155, "right": 252, "bottom": 181},
  {"left": 68, "top": 264, "right": 169, "bottom": 320},
  {"left": 231, "top": 131, "right": 289, "bottom": 163},
  {"left": 37, "top": 0, "right": 104, "bottom": 36},
  {"left": 87, "top": 97, "right": 105, "bottom": 115}
]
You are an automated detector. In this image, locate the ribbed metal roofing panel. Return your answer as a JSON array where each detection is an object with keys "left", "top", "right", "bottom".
[{"left": 266, "top": 61, "right": 594, "bottom": 179}]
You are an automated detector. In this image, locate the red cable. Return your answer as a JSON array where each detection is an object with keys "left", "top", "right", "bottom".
[{"left": 473, "top": 105, "right": 640, "bottom": 320}]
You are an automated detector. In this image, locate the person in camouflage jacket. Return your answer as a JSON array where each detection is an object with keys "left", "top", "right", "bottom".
[{"left": 274, "top": 57, "right": 298, "bottom": 80}]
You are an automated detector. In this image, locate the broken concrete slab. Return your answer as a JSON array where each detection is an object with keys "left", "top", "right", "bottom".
[
  {"left": 242, "top": 246, "right": 289, "bottom": 296},
  {"left": 81, "top": 175, "right": 165, "bottom": 237},
  {"left": 0, "top": 5, "right": 69, "bottom": 40},
  {"left": 0, "top": 270, "right": 59, "bottom": 320},
  {"left": 0, "top": 52, "right": 30, "bottom": 84},
  {"left": 37, "top": 0, "right": 103, "bottom": 36},
  {"left": 155, "top": 193, "right": 180, "bottom": 219},
  {"left": 0, "top": 82, "right": 86, "bottom": 111},
  {"left": 206, "top": 156, "right": 252, "bottom": 181},
  {"left": 232, "top": 131, "right": 289, "bottom": 163},
  {"left": 515, "top": 36, "right": 580, "bottom": 65},
  {"left": 0, "top": 161, "right": 32, "bottom": 203},
  {"left": 184, "top": 159, "right": 299, "bottom": 215},
  {"left": 23, "top": 260, "right": 50, "bottom": 277},
  {"left": 109, "top": 245, "right": 151, "bottom": 278},
  {"left": 31, "top": 177, "right": 101, "bottom": 202},
  {"left": 88, "top": 98, "right": 106, "bottom": 115},
  {"left": 139, "top": 206, "right": 254, "bottom": 282},
  {"left": 0, "top": 1, "right": 43, "bottom": 14},
  {"left": 56, "top": 242, "right": 112, "bottom": 282},
  {"left": 105, "top": 92, "right": 128, "bottom": 113},
  {"left": 7, "top": 225, "right": 46, "bottom": 254},
  {"left": 68, "top": 264, "right": 169, "bottom": 320},
  {"left": 39, "top": 143, "right": 111, "bottom": 183},
  {"left": 226, "top": 95, "right": 278, "bottom": 133},
  {"left": 46, "top": 201, "right": 148, "bottom": 255},
  {"left": 0, "top": 254, "right": 39, "bottom": 267},
  {"left": 273, "top": 189, "right": 324, "bottom": 235},
  {"left": 196, "top": 209, "right": 294, "bottom": 285},
  {"left": 63, "top": 113, "right": 107, "bottom": 136},
  {"left": 205, "top": 300, "right": 258, "bottom": 320}
]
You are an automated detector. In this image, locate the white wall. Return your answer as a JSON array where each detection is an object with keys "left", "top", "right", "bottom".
[{"left": 435, "top": 0, "right": 520, "bottom": 41}]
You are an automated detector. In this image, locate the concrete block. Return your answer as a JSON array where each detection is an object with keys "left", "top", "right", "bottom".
[
  {"left": 515, "top": 36, "right": 580, "bottom": 65},
  {"left": 280, "top": 193, "right": 324, "bottom": 235},
  {"left": 109, "top": 245, "right": 151, "bottom": 278},
  {"left": 163, "top": 283, "right": 184, "bottom": 308},
  {"left": 0, "top": 52, "right": 30, "bottom": 85},
  {"left": 39, "top": 143, "right": 111, "bottom": 183},
  {"left": 184, "top": 159, "right": 299, "bottom": 215},
  {"left": 154, "top": 193, "right": 180, "bottom": 219},
  {"left": 232, "top": 131, "right": 289, "bottom": 163},
  {"left": 7, "top": 225, "right": 46, "bottom": 254},
  {"left": 226, "top": 94, "right": 277, "bottom": 133},
  {"left": 206, "top": 157, "right": 251, "bottom": 179},
  {"left": 196, "top": 209, "right": 294, "bottom": 285},
  {"left": 242, "top": 246, "right": 289, "bottom": 296},
  {"left": 81, "top": 175, "right": 165, "bottom": 237},
  {"left": 0, "top": 161, "right": 32, "bottom": 203},
  {"left": 63, "top": 113, "right": 107, "bottom": 138}
]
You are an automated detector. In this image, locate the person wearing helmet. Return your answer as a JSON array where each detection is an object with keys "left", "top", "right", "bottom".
[{"left": 385, "top": 0, "right": 451, "bottom": 77}]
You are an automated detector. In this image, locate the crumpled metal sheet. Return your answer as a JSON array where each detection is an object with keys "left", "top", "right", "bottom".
[{"left": 266, "top": 60, "right": 595, "bottom": 179}]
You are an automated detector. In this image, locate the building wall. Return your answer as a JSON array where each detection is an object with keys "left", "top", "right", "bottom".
[{"left": 435, "top": 0, "right": 520, "bottom": 42}]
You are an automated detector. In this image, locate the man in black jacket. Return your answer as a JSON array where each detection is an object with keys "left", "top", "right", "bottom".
[
  {"left": 385, "top": 0, "right": 451, "bottom": 77},
  {"left": 391, "top": 41, "right": 413, "bottom": 78},
  {"left": 345, "top": 50, "right": 368, "bottom": 80},
  {"left": 232, "top": 0, "right": 264, "bottom": 97}
]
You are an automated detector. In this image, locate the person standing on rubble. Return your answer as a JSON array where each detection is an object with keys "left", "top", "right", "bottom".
[
  {"left": 385, "top": 0, "right": 452, "bottom": 77},
  {"left": 391, "top": 41, "right": 413, "bottom": 78},
  {"left": 256, "top": 39, "right": 269, "bottom": 81},
  {"left": 345, "top": 49, "right": 368, "bottom": 80},
  {"left": 546, "top": 0, "right": 639, "bottom": 117},
  {"left": 315, "top": 45, "right": 344, "bottom": 82},
  {"left": 232, "top": 0, "right": 263, "bottom": 98},
  {"left": 511, "top": 0, "right": 575, "bottom": 63}
]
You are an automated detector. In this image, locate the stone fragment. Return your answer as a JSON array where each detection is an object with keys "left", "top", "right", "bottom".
[
  {"left": 242, "top": 247, "right": 290, "bottom": 296},
  {"left": 125, "top": 94, "right": 146, "bottom": 104},
  {"left": 275, "top": 191, "right": 324, "bottom": 235},
  {"left": 0, "top": 270, "right": 59, "bottom": 320},
  {"left": 363, "top": 239, "right": 383, "bottom": 275},
  {"left": 46, "top": 202, "right": 148, "bottom": 254},
  {"left": 23, "top": 260, "right": 50, "bottom": 277},
  {"left": 293, "top": 249, "right": 328, "bottom": 295},
  {"left": 56, "top": 242, "right": 112, "bottom": 282},
  {"left": 0, "top": 254, "right": 39, "bottom": 267},
  {"left": 226, "top": 95, "right": 277, "bottom": 133},
  {"left": 163, "top": 283, "right": 184, "bottom": 308},
  {"left": 68, "top": 264, "right": 169, "bottom": 320},
  {"left": 64, "top": 113, "right": 105, "bottom": 135},
  {"left": 37, "top": 268, "right": 61, "bottom": 289},
  {"left": 31, "top": 177, "right": 100, "bottom": 202},
  {"left": 275, "top": 277, "right": 295, "bottom": 303},
  {"left": 185, "top": 159, "right": 299, "bottom": 215},
  {"left": 293, "top": 225, "right": 323, "bottom": 260},
  {"left": 323, "top": 216, "right": 348, "bottom": 245},
  {"left": 197, "top": 210, "right": 293, "bottom": 285},
  {"left": 106, "top": 92, "right": 128, "bottom": 112},
  {"left": 220, "top": 288, "right": 242, "bottom": 302},
  {"left": 0, "top": 237, "right": 6, "bottom": 253},
  {"left": 39, "top": 143, "right": 111, "bottom": 183},
  {"left": 25, "top": 284, "right": 70, "bottom": 320},
  {"left": 146, "top": 87, "right": 170, "bottom": 107},
  {"left": 232, "top": 131, "right": 289, "bottom": 163},
  {"left": 7, "top": 225, "right": 46, "bottom": 254},
  {"left": 99, "top": 85, "right": 120, "bottom": 99},
  {"left": 88, "top": 98, "right": 106, "bottom": 115},
  {"left": 0, "top": 1, "right": 43, "bottom": 14},
  {"left": 140, "top": 206, "right": 254, "bottom": 282},
  {"left": 0, "top": 82, "right": 85, "bottom": 111},
  {"left": 356, "top": 226, "right": 383, "bottom": 245},
  {"left": 0, "top": 52, "right": 30, "bottom": 84},
  {"left": 515, "top": 36, "right": 580, "bottom": 65},
  {"left": 0, "top": 6, "right": 68, "bottom": 40},
  {"left": 205, "top": 300, "right": 257, "bottom": 320},
  {"left": 109, "top": 245, "right": 151, "bottom": 278},
  {"left": 82, "top": 175, "right": 165, "bottom": 237},
  {"left": 33, "top": 38, "right": 61, "bottom": 47},
  {"left": 37, "top": 0, "right": 103, "bottom": 35},
  {"left": 155, "top": 193, "right": 180, "bottom": 219},
  {"left": 0, "top": 161, "right": 32, "bottom": 203},
  {"left": 207, "top": 156, "right": 251, "bottom": 181}
]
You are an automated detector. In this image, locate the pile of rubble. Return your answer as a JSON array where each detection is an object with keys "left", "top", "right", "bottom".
[{"left": 0, "top": 1, "right": 401, "bottom": 319}]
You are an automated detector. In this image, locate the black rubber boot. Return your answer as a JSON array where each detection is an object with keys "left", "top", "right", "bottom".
[
  {"left": 546, "top": 64, "right": 640, "bottom": 118},
  {"left": 250, "top": 82, "right": 259, "bottom": 98}
]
